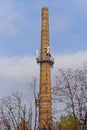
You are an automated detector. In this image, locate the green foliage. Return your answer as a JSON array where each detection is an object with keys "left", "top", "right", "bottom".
[{"left": 60, "top": 115, "right": 80, "bottom": 130}]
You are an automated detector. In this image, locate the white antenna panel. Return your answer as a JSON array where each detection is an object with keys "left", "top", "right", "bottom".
[
  {"left": 36, "top": 50, "right": 39, "bottom": 58},
  {"left": 47, "top": 46, "right": 50, "bottom": 54}
]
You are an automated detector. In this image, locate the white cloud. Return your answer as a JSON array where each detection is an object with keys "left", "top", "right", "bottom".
[
  {"left": 53, "top": 51, "right": 87, "bottom": 72},
  {"left": 0, "top": 50, "right": 86, "bottom": 97},
  {"left": 0, "top": 56, "right": 39, "bottom": 79},
  {"left": 0, "top": 51, "right": 86, "bottom": 79},
  {"left": 0, "top": 1, "right": 25, "bottom": 36},
  {"left": 0, "top": 0, "right": 42, "bottom": 36},
  {"left": 0, "top": 56, "right": 39, "bottom": 97}
]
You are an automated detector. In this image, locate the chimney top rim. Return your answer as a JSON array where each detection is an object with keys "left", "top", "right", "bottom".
[{"left": 42, "top": 7, "right": 48, "bottom": 10}]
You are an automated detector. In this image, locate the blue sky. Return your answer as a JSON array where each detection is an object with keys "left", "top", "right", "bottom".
[
  {"left": 0, "top": 0, "right": 87, "bottom": 56},
  {"left": 0, "top": 0, "right": 87, "bottom": 117}
]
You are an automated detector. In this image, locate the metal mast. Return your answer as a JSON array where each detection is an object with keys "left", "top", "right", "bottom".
[{"left": 36, "top": 7, "right": 54, "bottom": 130}]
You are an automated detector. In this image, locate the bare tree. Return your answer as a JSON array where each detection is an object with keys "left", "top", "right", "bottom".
[
  {"left": 0, "top": 92, "right": 30, "bottom": 130},
  {"left": 0, "top": 117, "right": 11, "bottom": 130},
  {"left": 28, "top": 76, "right": 39, "bottom": 130},
  {"left": 53, "top": 64, "right": 87, "bottom": 130}
]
